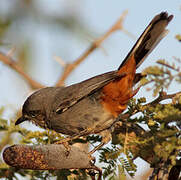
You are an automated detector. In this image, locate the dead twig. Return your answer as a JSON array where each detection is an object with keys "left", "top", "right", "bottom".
[
  {"left": 0, "top": 10, "right": 129, "bottom": 88},
  {"left": 148, "top": 90, "right": 181, "bottom": 106},
  {"left": 55, "top": 10, "right": 128, "bottom": 86},
  {"left": 0, "top": 52, "right": 44, "bottom": 89}
]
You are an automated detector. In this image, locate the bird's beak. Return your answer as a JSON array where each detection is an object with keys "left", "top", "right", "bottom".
[{"left": 15, "top": 116, "right": 27, "bottom": 125}]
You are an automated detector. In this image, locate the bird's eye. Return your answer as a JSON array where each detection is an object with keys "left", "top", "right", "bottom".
[
  {"left": 29, "top": 111, "right": 36, "bottom": 117},
  {"left": 28, "top": 110, "right": 40, "bottom": 118}
]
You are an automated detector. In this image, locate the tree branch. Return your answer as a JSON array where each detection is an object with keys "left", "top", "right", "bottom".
[
  {"left": 55, "top": 10, "right": 128, "bottom": 86},
  {"left": 3, "top": 144, "right": 94, "bottom": 170},
  {"left": 0, "top": 11, "right": 129, "bottom": 89},
  {"left": 146, "top": 90, "right": 181, "bottom": 106},
  {"left": 0, "top": 52, "right": 44, "bottom": 89}
]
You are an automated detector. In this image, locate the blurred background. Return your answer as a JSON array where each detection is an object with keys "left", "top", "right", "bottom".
[{"left": 0, "top": 0, "right": 180, "bottom": 179}]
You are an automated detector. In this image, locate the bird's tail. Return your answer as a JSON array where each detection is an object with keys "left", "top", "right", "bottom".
[{"left": 118, "top": 12, "right": 173, "bottom": 70}]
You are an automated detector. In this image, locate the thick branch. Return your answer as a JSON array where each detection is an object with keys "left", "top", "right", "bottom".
[
  {"left": 55, "top": 10, "right": 128, "bottom": 86},
  {"left": 0, "top": 52, "right": 44, "bottom": 89},
  {"left": 3, "top": 144, "right": 93, "bottom": 170}
]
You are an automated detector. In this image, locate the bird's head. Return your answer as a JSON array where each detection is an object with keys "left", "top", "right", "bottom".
[{"left": 15, "top": 87, "right": 55, "bottom": 129}]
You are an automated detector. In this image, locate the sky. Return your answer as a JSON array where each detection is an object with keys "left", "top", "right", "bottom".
[
  {"left": 0, "top": 0, "right": 181, "bottom": 178},
  {"left": 1, "top": 0, "right": 180, "bottom": 105}
]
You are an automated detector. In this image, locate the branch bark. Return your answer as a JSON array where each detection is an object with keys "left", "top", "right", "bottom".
[{"left": 3, "top": 144, "right": 93, "bottom": 170}]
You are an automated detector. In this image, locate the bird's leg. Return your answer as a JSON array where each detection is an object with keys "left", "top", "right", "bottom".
[
  {"left": 88, "top": 129, "right": 112, "bottom": 155},
  {"left": 55, "top": 128, "right": 111, "bottom": 155},
  {"left": 88, "top": 142, "right": 105, "bottom": 155},
  {"left": 55, "top": 138, "right": 71, "bottom": 156},
  {"left": 55, "top": 128, "right": 95, "bottom": 155},
  {"left": 55, "top": 128, "right": 94, "bottom": 144}
]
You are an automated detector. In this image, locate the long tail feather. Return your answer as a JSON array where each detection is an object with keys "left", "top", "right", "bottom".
[{"left": 118, "top": 12, "right": 173, "bottom": 70}]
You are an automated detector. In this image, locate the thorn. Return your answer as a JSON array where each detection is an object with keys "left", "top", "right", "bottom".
[
  {"left": 7, "top": 47, "right": 16, "bottom": 58},
  {"left": 99, "top": 45, "right": 108, "bottom": 56},
  {"left": 54, "top": 56, "right": 66, "bottom": 67},
  {"left": 122, "top": 27, "right": 136, "bottom": 40}
]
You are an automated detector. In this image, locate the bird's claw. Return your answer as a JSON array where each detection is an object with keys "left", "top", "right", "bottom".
[{"left": 55, "top": 139, "right": 71, "bottom": 156}]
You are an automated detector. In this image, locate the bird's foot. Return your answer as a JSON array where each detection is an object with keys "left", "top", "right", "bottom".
[{"left": 55, "top": 138, "right": 71, "bottom": 156}]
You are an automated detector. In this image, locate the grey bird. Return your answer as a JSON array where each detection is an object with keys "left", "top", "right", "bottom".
[{"left": 15, "top": 12, "right": 173, "bottom": 154}]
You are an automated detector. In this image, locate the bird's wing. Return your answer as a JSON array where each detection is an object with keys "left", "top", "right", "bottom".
[{"left": 54, "top": 71, "right": 126, "bottom": 113}]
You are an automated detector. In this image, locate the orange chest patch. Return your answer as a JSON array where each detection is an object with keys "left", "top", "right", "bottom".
[{"left": 100, "top": 56, "right": 136, "bottom": 117}]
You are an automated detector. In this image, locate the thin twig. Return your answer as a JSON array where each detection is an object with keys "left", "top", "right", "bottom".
[
  {"left": 0, "top": 11, "right": 129, "bottom": 88},
  {"left": 7, "top": 47, "right": 16, "bottom": 57},
  {"left": 121, "top": 27, "right": 136, "bottom": 40},
  {"left": 0, "top": 52, "right": 44, "bottom": 89},
  {"left": 148, "top": 91, "right": 181, "bottom": 106},
  {"left": 54, "top": 56, "right": 66, "bottom": 68},
  {"left": 55, "top": 10, "right": 128, "bottom": 86},
  {"left": 157, "top": 60, "right": 180, "bottom": 72}
]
